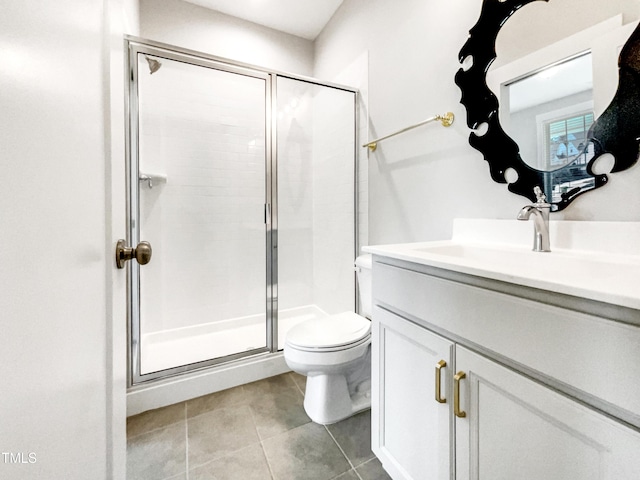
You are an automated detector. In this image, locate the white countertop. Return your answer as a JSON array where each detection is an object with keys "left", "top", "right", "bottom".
[{"left": 364, "top": 219, "right": 640, "bottom": 311}]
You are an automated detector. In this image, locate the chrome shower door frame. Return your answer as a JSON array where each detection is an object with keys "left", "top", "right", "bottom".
[
  {"left": 126, "top": 40, "right": 275, "bottom": 385},
  {"left": 125, "top": 37, "right": 359, "bottom": 387}
]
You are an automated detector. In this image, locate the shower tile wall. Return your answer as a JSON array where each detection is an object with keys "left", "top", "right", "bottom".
[
  {"left": 277, "top": 78, "right": 356, "bottom": 317},
  {"left": 311, "top": 87, "right": 356, "bottom": 314},
  {"left": 277, "top": 82, "right": 314, "bottom": 311},
  {"left": 138, "top": 57, "right": 266, "bottom": 337}
]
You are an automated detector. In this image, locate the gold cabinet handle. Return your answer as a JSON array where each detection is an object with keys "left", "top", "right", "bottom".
[
  {"left": 454, "top": 371, "right": 466, "bottom": 418},
  {"left": 435, "top": 360, "right": 447, "bottom": 404}
]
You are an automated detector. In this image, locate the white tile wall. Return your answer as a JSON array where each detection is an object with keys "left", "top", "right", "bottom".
[
  {"left": 277, "top": 79, "right": 315, "bottom": 310},
  {"left": 277, "top": 78, "right": 357, "bottom": 316},
  {"left": 312, "top": 87, "right": 357, "bottom": 314},
  {"left": 138, "top": 55, "right": 267, "bottom": 339}
]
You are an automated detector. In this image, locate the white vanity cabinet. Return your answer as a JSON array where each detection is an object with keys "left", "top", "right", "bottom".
[
  {"left": 370, "top": 254, "right": 640, "bottom": 480},
  {"left": 372, "top": 307, "right": 453, "bottom": 480},
  {"left": 455, "top": 346, "right": 640, "bottom": 480}
]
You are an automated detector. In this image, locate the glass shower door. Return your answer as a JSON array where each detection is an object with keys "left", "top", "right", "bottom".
[
  {"left": 275, "top": 77, "right": 357, "bottom": 348},
  {"left": 129, "top": 47, "right": 270, "bottom": 382}
]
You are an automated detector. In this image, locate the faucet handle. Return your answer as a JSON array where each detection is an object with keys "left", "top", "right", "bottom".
[{"left": 534, "top": 186, "right": 548, "bottom": 204}]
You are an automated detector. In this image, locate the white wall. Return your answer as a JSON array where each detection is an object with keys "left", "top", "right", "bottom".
[
  {"left": 139, "top": 0, "right": 314, "bottom": 76},
  {"left": 0, "top": 0, "right": 136, "bottom": 478},
  {"left": 315, "top": 0, "right": 640, "bottom": 245}
]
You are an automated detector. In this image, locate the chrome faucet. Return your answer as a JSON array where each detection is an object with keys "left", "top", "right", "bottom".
[{"left": 517, "top": 186, "right": 551, "bottom": 252}]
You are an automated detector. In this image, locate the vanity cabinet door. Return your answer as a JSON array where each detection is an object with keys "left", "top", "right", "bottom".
[
  {"left": 372, "top": 307, "right": 454, "bottom": 480},
  {"left": 454, "top": 346, "right": 640, "bottom": 480}
]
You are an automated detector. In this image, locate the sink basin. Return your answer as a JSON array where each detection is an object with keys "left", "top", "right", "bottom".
[
  {"left": 365, "top": 232, "right": 640, "bottom": 310},
  {"left": 413, "top": 242, "right": 631, "bottom": 284}
]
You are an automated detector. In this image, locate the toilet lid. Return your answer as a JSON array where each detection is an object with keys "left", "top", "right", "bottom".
[{"left": 285, "top": 312, "right": 371, "bottom": 350}]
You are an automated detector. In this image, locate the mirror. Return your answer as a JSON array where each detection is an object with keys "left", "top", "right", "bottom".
[
  {"left": 505, "top": 53, "right": 593, "bottom": 172},
  {"left": 503, "top": 52, "right": 596, "bottom": 203},
  {"left": 455, "top": 0, "right": 640, "bottom": 211}
]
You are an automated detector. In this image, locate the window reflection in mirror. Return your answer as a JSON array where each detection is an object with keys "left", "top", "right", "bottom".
[{"left": 502, "top": 52, "right": 597, "bottom": 202}]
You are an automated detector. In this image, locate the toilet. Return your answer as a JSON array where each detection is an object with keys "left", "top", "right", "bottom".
[{"left": 284, "top": 254, "right": 372, "bottom": 425}]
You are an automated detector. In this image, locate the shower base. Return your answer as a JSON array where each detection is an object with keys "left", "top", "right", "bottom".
[{"left": 140, "top": 304, "right": 327, "bottom": 375}]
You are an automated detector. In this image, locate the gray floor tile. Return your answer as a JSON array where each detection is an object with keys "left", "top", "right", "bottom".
[
  {"left": 263, "top": 422, "right": 351, "bottom": 480},
  {"left": 327, "top": 409, "right": 374, "bottom": 467},
  {"left": 187, "top": 385, "right": 249, "bottom": 418},
  {"left": 127, "top": 402, "right": 185, "bottom": 438},
  {"left": 355, "top": 458, "right": 392, "bottom": 480},
  {"left": 126, "top": 373, "right": 383, "bottom": 480},
  {"left": 243, "top": 373, "right": 296, "bottom": 397},
  {"left": 126, "top": 423, "right": 186, "bottom": 480},
  {"left": 250, "top": 383, "right": 310, "bottom": 440},
  {"left": 189, "top": 443, "right": 273, "bottom": 480},
  {"left": 188, "top": 404, "right": 260, "bottom": 468},
  {"left": 289, "top": 372, "right": 307, "bottom": 394},
  {"left": 332, "top": 469, "right": 360, "bottom": 480}
]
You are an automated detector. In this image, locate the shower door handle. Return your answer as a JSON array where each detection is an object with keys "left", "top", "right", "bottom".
[
  {"left": 116, "top": 239, "right": 152, "bottom": 269},
  {"left": 265, "top": 203, "right": 271, "bottom": 225}
]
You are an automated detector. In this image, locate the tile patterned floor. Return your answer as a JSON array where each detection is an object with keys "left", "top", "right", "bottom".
[{"left": 127, "top": 372, "right": 392, "bottom": 480}]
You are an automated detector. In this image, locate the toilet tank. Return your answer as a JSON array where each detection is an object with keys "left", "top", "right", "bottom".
[{"left": 354, "top": 254, "right": 373, "bottom": 318}]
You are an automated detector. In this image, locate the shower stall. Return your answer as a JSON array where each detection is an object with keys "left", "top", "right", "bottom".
[{"left": 126, "top": 39, "right": 358, "bottom": 388}]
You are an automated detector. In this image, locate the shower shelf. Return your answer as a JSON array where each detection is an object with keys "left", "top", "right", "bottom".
[{"left": 139, "top": 172, "right": 167, "bottom": 189}]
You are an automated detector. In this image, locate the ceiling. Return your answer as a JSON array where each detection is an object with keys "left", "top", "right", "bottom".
[{"left": 181, "top": 0, "right": 344, "bottom": 40}]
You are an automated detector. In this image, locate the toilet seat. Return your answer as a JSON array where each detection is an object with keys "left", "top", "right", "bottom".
[
  {"left": 285, "top": 312, "right": 371, "bottom": 352},
  {"left": 286, "top": 333, "right": 371, "bottom": 353}
]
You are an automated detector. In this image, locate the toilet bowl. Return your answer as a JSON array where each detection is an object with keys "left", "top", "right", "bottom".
[{"left": 284, "top": 254, "right": 372, "bottom": 425}]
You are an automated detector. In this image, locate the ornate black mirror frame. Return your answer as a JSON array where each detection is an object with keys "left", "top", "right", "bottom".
[{"left": 455, "top": 0, "right": 640, "bottom": 211}]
